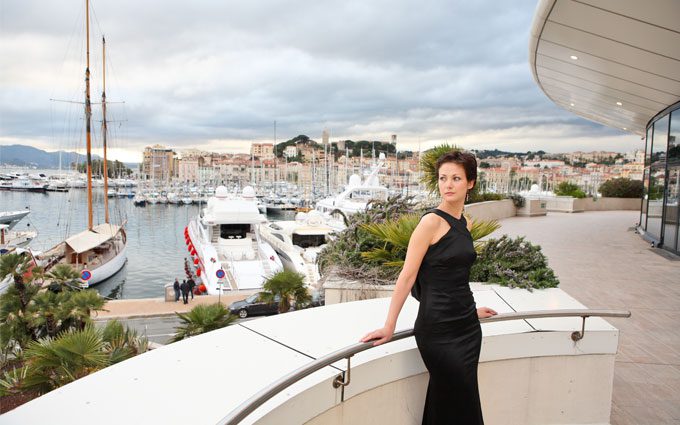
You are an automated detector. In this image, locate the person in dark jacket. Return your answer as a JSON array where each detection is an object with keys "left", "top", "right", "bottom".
[
  {"left": 173, "top": 278, "right": 180, "bottom": 302},
  {"left": 180, "top": 279, "right": 190, "bottom": 304},
  {"left": 187, "top": 278, "right": 196, "bottom": 299}
]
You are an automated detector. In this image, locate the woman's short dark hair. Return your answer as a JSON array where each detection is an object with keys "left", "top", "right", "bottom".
[{"left": 436, "top": 151, "right": 477, "bottom": 189}]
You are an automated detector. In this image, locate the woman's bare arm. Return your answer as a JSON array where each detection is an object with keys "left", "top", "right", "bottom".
[{"left": 360, "top": 214, "right": 439, "bottom": 346}]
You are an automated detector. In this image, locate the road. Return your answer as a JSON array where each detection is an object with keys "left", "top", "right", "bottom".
[{"left": 94, "top": 315, "right": 257, "bottom": 346}]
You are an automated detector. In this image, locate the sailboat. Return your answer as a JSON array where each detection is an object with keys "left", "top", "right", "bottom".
[{"left": 41, "top": 1, "right": 127, "bottom": 288}]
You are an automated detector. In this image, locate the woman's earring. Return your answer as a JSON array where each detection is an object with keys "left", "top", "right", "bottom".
[{"left": 465, "top": 191, "right": 469, "bottom": 203}]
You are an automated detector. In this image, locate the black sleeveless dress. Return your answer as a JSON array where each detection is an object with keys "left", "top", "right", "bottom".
[{"left": 413, "top": 209, "right": 484, "bottom": 425}]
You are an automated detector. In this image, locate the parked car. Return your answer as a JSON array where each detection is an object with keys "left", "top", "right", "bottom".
[
  {"left": 293, "top": 290, "right": 325, "bottom": 310},
  {"left": 229, "top": 292, "right": 280, "bottom": 319}
]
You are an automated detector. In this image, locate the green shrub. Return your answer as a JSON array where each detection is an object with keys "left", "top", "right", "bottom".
[
  {"left": 468, "top": 192, "right": 504, "bottom": 203},
  {"left": 598, "top": 178, "right": 643, "bottom": 198},
  {"left": 555, "top": 182, "right": 586, "bottom": 198},
  {"left": 508, "top": 194, "right": 525, "bottom": 208},
  {"left": 471, "top": 235, "right": 560, "bottom": 291}
]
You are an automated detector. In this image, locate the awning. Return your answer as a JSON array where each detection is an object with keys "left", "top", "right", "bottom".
[
  {"left": 92, "top": 223, "right": 121, "bottom": 238},
  {"left": 65, "top": 229, "right": 113, "bottom": 254}
]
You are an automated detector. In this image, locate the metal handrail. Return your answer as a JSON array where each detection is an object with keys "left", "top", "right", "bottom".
[{"left": 218, "top": 309, "right": 631, "bottom": 425}]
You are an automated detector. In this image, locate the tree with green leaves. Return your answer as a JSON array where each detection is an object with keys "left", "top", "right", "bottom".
[
  {"left": 360, "top": 214, "right": 501, "bottom": 268},
  {"left": 0, "top": 253, "right": 36, "bottom": 313},
  {"left": 26, "top": 291, "right": 64, "bottom": 339},
  {"left": 555, "top": 181, "right": 586, "bottom": 198},
  {"left": 18, "top": 321, "right": 147, "bottom": 395},
  {"left": 171, "top": 303, "right": 235, "bottom": 342},
  {"left": 60, "top": 290, "right": 106, "bottom": 331},
  {"left": 101, "top": 319, "right": 149, "bottom": 363},
  {"left": 45, "top": 264, "right": 80, "bottom": 292},
  {"left": 261, "top": 270, "right": 311, "bottom": 314}
]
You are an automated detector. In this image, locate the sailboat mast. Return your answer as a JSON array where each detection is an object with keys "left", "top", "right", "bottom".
[
  {"left": 102, "top": 36, "right": 110, "bottom": 224},
  {"left": 85, "top": 0, "right": 93, "bottom": 230}
]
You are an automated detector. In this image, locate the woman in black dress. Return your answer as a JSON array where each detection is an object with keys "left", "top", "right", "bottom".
[{"left": 361, "top": 151, "right": 497, "bottom": 424}]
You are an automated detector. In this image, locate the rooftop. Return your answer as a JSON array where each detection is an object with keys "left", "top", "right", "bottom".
[{"left": 2, "top": 210, "right": 677, "bottom": 424}]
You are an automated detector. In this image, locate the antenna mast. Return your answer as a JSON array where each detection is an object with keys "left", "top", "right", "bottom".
[
  {"left": 85, "top": 0, "right": 93, "bottom": 230},
  {"left": 102, "top": 36, "right": 110, "bottom": 224}
]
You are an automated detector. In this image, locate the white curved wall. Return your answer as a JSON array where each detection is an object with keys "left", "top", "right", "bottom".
[{"left": 2, "top": 285, "right": 620, "bottom": 425}]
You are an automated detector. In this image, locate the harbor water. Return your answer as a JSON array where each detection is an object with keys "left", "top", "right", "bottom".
[{"left": 1, "top": 188, "right": 294, "bottom": 299}]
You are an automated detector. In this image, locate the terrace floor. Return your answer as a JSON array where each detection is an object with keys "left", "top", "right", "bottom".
[{"left": 491, "top": 210, "right": 680, "bottom": 425}]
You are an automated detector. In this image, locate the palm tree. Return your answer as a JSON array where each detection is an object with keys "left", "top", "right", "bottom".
[
  {"left": 46, "top": 264, "right": 80, "bottom": 292},
  {"left": 101, "top": 320, "right": 148, "bottom": 364},
  {"left": 171, "top": 303, "right": 235, "bottom": 342},
  {"left": 0, "top": 253, "right": 35, "bottom": 313},
  {"left": 20, "top": 325, "right": 109, "bottom": 394},
  {"left": 360, "top": 214, "right": 501, "bottom": 267},
  {"left": 261, "top": 270, "right": 311, "bottom": 314},
  {"left": 27, "top": 291, "right": 64, "bottom": 339},
  {"left": 0, "top": 283, "right": 40, "bottom": 357},
  {"left": 360, "top": 213, "right": 420, "bottom": 267},
  {"left": 61, "top": 290, "right": 106, "bottom": 331},
  {"left": 420, "top": 144, "right": 463, "bottom": 194}
]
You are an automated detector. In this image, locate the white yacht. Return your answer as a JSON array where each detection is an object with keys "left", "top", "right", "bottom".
[
  {"left": 41, "top": 223, "right": 127, "bottom": 287},
  {"left": 0, "top": 223, "right": 37, "bottom": 253},
  {"left": 258, "top": 210, "right": 334, "bottom": 287},
  {"left": 186, "top": 186, "right": 283, "bottom": 294},
  {"left": 315, "top": 153, "right": 389, "bottom": 228},
  {"left": 39, "top": 24, "right": 127, "bottom": 289},
  {"left": 0, "top": 209, "right": 31, "bottom": 229}
]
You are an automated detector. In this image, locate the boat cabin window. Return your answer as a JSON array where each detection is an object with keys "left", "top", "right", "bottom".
[
  {"left": 220, "top": 224, "right": 249, "bottom": 239},
  {"left": 273, "top": 233, "right": 285, "bottom": 242},
  {"left": 292, "top": 233, "right": 326, "bottom": 248}
]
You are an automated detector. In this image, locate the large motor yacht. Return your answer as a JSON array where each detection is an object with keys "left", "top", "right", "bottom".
[
  {"left": 186, "top": 186, "right": 283, "bottom": 294},
  {"left": 315, "top": 153, "right": 389, "bottom": 229},
  {"left": 258, "top": 210, "right": 335, "bottom": 287}
]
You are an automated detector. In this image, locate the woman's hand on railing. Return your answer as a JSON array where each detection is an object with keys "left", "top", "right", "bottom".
[
  {"left": 477, "top": 306, "right": 498, "bottom": 319},
  {"left": 360, "top": 325, "right": 395, "bottom": 347}
]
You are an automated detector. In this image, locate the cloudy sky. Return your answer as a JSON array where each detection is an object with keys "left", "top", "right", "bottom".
[{"left": 0, "top": 0, "right": 641, "bottom": 162}]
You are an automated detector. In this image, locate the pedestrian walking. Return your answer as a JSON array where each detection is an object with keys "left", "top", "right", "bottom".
[
  {"left": 173, "top": 278, "right": 180, "bottom": 302},
  {"left": 187, "top": 278, "right": 196, "bottom": 299},
  {"left": 180, "top": 279, "right": 190, "bottom": 305}
]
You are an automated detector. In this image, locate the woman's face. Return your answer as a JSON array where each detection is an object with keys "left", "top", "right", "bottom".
[{"left": 438, "top": 161, "right": 474, "bottom": 204}]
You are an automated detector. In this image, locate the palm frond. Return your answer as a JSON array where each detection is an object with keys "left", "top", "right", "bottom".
[{"left": 420, "top": 144, "right": 463, "bottom": 194}]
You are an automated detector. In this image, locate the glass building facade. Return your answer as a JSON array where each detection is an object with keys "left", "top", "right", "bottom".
[{"left": 640, "top": 102, "right": 680, "bottom": 254}]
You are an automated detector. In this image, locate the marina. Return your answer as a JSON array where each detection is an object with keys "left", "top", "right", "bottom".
[{"left": 0, "top": 187, "right": 302, "bottom": 299}]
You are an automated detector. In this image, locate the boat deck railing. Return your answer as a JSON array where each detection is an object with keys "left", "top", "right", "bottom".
[{"left": 218, "top": 309, "right": 631, "bottom": 425}]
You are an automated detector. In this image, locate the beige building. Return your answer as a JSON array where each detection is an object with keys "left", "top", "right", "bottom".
[
  {"left": 142, "top": 145, "right": 176, "bottom": 181},
  {"left": 251, "top": 143, "right": 275, "bottom": 160},
  {"left": 178, "top": 157, "right": 200, "bottom": 183}
]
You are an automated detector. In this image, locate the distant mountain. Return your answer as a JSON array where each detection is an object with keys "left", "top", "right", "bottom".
[{"left": 0, "top": 145, "right": 138, "bottom": 169}]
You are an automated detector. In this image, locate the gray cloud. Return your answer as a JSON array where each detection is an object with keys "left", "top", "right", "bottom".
[{"left": 0, "top": 0, "right": 640, "bottom": 162}]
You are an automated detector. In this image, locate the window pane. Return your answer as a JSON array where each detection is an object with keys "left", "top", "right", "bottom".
[
  {"left": 664, "top": 110, "right": 679, "bottom": 251},
  {"left": 648, "top": 115, "right": 669, "bottom": 241},
  {"left": 641, "top": 167, "right": 650, "bottom": 229}
]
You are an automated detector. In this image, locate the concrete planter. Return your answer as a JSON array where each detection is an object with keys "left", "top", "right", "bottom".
[
  {"left": 465, "top": 199, "right": 516, "bottom": 221},
  {"left": 545, "top": 196, "right": 586, "bottom": 213},
  {"left": 323, "top": 276, "right": 395, "bottom": 305},
  {"left": 516, "top": 198, "right": 547, "bottom": 217},
  {"left": 583, "top": 197, "right": 641, "bottom": 211}
]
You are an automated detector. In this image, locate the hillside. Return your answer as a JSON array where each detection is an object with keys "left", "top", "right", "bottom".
[{"left": 0, "top": 145, "right": 137, "bottom": 169}]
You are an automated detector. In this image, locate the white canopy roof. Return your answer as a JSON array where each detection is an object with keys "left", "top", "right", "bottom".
[
  {"left": 65, "top": 224, "right": 121, "bottom": 254},
  {"left": 529, "top": 0, "right": 680, "bottom": 135}
]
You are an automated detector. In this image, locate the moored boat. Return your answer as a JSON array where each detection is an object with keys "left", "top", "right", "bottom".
[{"left": 185, "top": 185, "right": 283, "bottom": 294}]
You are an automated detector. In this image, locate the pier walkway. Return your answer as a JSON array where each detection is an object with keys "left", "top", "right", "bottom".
[
  {"left": 491, "top": 210, "right": 679, "bottom": 425},
  {"left": 95, "top": 293, "right": 255, "bottom": 319}
]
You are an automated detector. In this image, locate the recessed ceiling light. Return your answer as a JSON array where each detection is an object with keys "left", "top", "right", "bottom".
[
  {"left": 570, "top": 103, "right": 575, "bottom": 107},
  {"left": 616, "top": 101, "right": 623, "bottom": 106},
  {"left": 623, "top": 127, "right": 627, "bottom": 130},
  {"left": 570, "top": 55, "right": 578, "bottom": 60}
]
